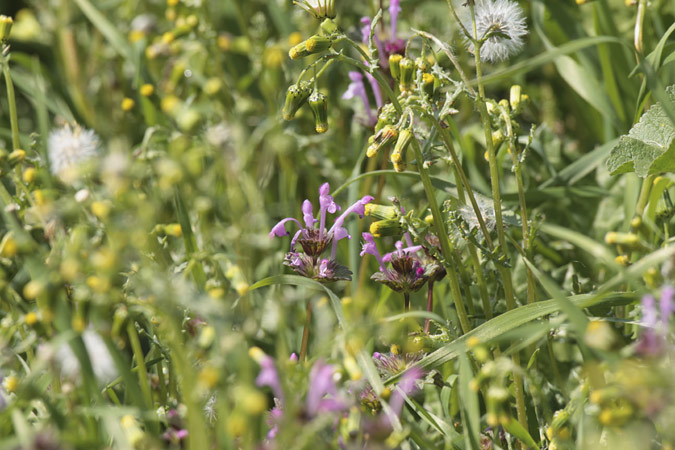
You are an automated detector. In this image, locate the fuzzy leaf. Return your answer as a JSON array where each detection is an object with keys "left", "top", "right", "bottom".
[{"left": 607, "top": 85, "right": 675, "bottom": 177}]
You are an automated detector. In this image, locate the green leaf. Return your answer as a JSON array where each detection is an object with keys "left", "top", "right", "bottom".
[
  {"left": 502, "top": 418, "right": 540, "bottom": 449},
  {"left": 607, "top": 85, "right": 675, "bottom": 177}
]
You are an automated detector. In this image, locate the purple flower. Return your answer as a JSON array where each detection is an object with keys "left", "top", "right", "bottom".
[
  {"left": 270, "top": 183, "right": 373, "bottom": 282},
  {"left": 256, "top": 355, "right": 283, "bottom": 400},
  {"left": 389, "top": 0, "right": 401, "bottom": 42},
  {"left": 342, "top": 71, "right": 377, "bottom": 127},
  {"left": 256, "top": 358, "right": 350, "bottom": 442},
  {"left": 307, "top": 360, "right": 348, "bottom": 416},
  {"left": 389, "top": 366, "right": 424, "bottom": 416},
  {"left": 360, "top": 233, "right": 429, "bottom": 294},
  {"left": 636, "top": 286, "right": 674, "bottom": 357}
]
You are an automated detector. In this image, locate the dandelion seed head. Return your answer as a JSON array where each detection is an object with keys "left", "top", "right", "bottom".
[
  {"left": 47, "top": 123, "right": 100, "bottom": 179},
  {"left": 463, "top": 0, "right": 527, "bottom": 63}
]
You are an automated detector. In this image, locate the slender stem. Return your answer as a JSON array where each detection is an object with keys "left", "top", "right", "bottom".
[
  {"left": 427, "top": 113, "right": 494, "bottom": 249},
  {"left": 634, "top": 174, "right": 655, "bottom": 223},
  {"left": 404, "top": 293, "right": 410, "bottom": 312},
  {"left": 299, "top": 299, "right": 313, "bottom": 361},
  {"left": 2, "top": 48, "right": 21, "bottom": 150},
  {"left": 634, "top": 0, "right": 647, "bottom": 55},
  {"left": 466, "top": 2, "right": 528, "bottom": 437},
  {"left": 127, "top": 321, "right": 154, "bottom": 410},
  {"left": 502, "top": 108, "right": 536, "bottom": 304},
  {"left": 424, "top": 281, "right": 434, "bottom": 334}
]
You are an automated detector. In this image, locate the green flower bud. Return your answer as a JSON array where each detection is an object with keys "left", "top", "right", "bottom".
[
  {"left": 365, "top": 203, "right": 398, "bottom": 220},
  {"left": 375, "top": 103, "right": 398, "bottom": 132},
  {"left": 389, "top": 54, "right": 403, "bottom": 81},
  {"left": 509, "top": 85, "right": 522, "bottom": 111},
  {"left": 391, "top": 128, "right": 413, "bottom": 164},
  {"left": 369, "top": 219, "right": 403, "bottom": 238},
  {"left": 282, "top": 81, "right": 312, "bottom": 121},
  {"left": 308, "top": 91, "right": 328, "bottom": 134},
  {"left": 8, "top": 149, "right": 26, "bottom": 166},
  {"left": 492, "top": 129, "right": 504, "bottom": 148},
  {"left": 367, "top": 125, "right": 398, "bottom": 158},
  {"left": 0, "top": 15, "right": 12, "bottom": 41},
  {"left": 422, "top": 73, "right": 435, "bottom": 98},
  {"left": 604, "top": 232, "right": 639, "bottom": 247},
  {"left": 320, "top": 18, "right": 339, "bottom": 36},
  {"left": 415, "top": 56, "right": 430, "bottom": 72},
  {"left": 398, "top": 57, "right": 415, "bottom": 92},
  {"left": 289, "top": 35, "right": 332, "bottom": 59}
]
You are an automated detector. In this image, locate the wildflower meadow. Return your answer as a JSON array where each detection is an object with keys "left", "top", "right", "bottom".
[{"left": 1, "top": 0, "right": 675, "bottom": 448}]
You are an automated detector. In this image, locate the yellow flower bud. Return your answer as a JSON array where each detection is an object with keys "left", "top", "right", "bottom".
[
  {"left": 121, "top": 97, "right": 135, "bottom": 111},
  {"left": 140, "top": 84, "right": 155, "bottom": 97}
]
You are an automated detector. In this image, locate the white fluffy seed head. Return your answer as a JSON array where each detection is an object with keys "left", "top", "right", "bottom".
[
  {"left": 47, "top": 123, "right": 100, "bottom": 180},
  {"left": 464, "top": 0, "right": 528, "bottom": 63}
]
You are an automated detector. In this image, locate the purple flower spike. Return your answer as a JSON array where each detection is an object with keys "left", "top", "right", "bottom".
[
  {"left": 256, "top": 355, "right": 284, "bottom": 401},
  {"left": 366, "top": 237, "right": 430, "bottom": 294}
]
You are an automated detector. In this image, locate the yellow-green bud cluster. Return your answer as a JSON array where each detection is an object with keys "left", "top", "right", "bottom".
[
  {"left": 398, "top": 57, "right": 415, "bottom": 92},
  {"left": 391, "top": 128, "right": 413, "bottom": 173},
  {"left": 282, "top": 81, "right": 312, "bottom": 121},
  {"left": 389, "top": 54, "right": 402, "bottom": 80},
  {"left": 367, "top": 125, "right": 398, "bottom": 158},
  {"left": 0, "top": 15, "right": 12, "bottom": 41},
  {"left": 289, "top": 35, "right": 333, "bottom": 60},
  {"left": 369, "top": 219, "right": 403, "bottom": 237},
  {"left": 308, "top": 91, "right": 328, "bottom": 134},
  {"left": 365, "top": 203, "right": 398, "bottom": 220},
  {"left": 375, "top": 103, "right": 398, "bottom": 132}
]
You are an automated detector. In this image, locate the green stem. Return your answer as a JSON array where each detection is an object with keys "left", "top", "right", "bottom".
[
  {"left": 2, "top": 48, "right": 21, "bottom": 150},
  {"left": 299, "top": 299, "right": 312, "bottom": 361},
  {"left": 427, "top": 113, "right": 495, "bottom": 250},
  {"left": 127, "top": 321, "right": 154, "bottom": 410},
  {"left": 501, "top": 108, "right": 536, "bottom": 304},
  {"left": 466, "top": 1, "right": 528, "bottom": 437}
]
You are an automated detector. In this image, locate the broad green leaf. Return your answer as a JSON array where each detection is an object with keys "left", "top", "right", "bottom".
[{"left": 607, "top": 85, "right": 675, "bottom": 177}]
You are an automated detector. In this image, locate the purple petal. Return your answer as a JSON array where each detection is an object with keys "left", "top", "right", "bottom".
[
  {"left": 270, "top": 218, "right": 302, "bottom": 238},
  {"left": 660, "top": 286, "right": 674, "bottom": 320},
  {"left": 256, "top": 356, "right": 284, "bottom": 400},
  {"left": 360, "top": 232, "right": 385, "bottom": 270},
  {"left": 302, "top": 200, "right": 317, "bottom": 228},
  {"left": 365, "top": 73, "right": 383, "bottom": 108},
  {"left": 306, "top": 361, "right": 339, "bottom": 416},
  {"left": 334, "top": 227, "right": 351, "bottom": 241},
  {"left": 389, "top": 0, "right": 401, "bottom": 41},
  {"left": 360, "top": 17, "right": 372, "bottom": 44},
  {"left": 389, "top": 366, "right": 424, "bottom": 417},
  {"left": 641, "top": 295, "right": 658, "bottom": 328}
]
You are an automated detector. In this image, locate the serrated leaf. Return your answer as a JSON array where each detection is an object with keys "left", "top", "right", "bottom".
[{"left": 607, "top": 85, "right": 675, "bottom": 177}]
